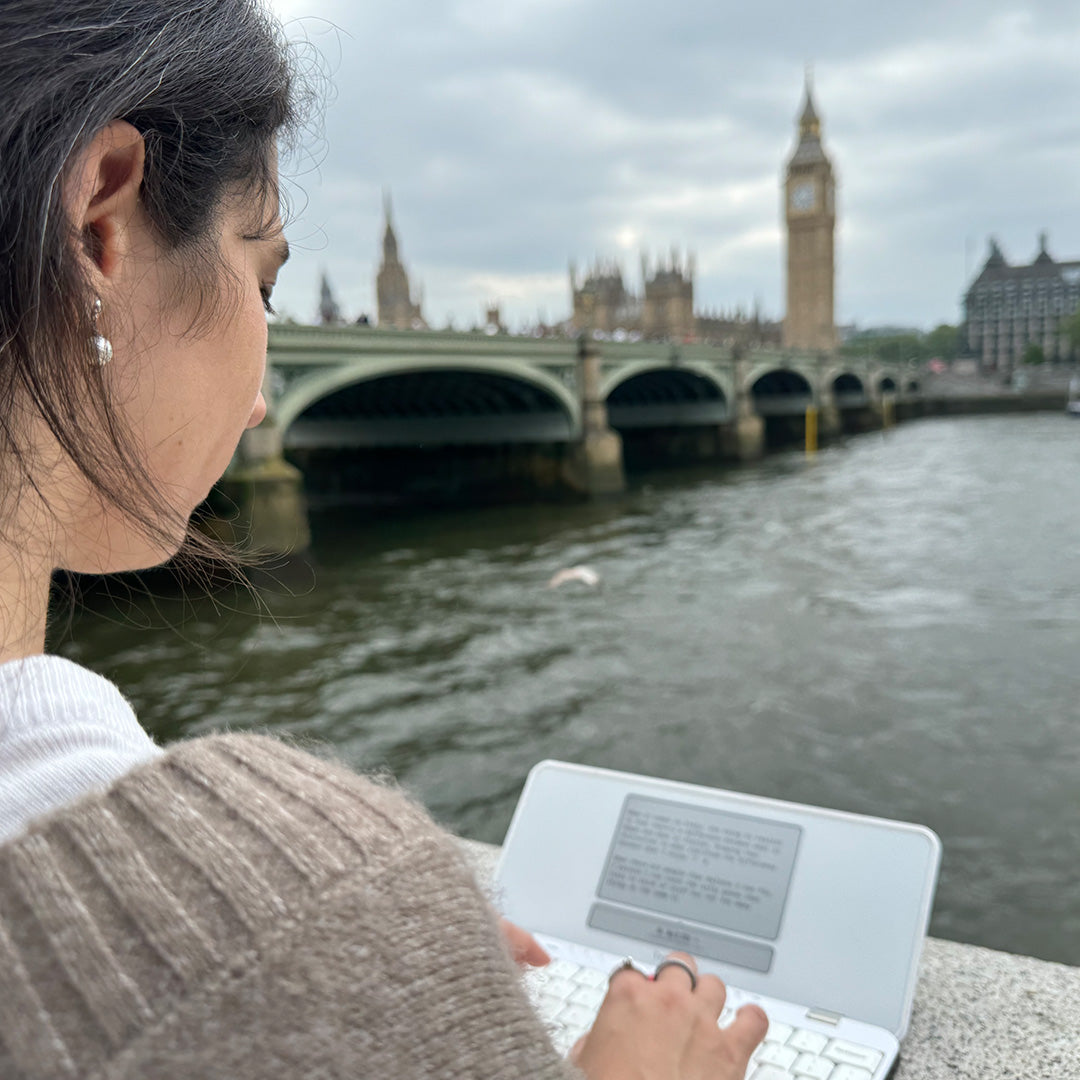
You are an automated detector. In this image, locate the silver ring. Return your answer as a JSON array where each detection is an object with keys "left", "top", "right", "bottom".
[
  {"left": 608, "top": 956, "right": 646, "bottom": 984},
  {"left": 654, "top": 957, "right": 698, "bottom": 991}
]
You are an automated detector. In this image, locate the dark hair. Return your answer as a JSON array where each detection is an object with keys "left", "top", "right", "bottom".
[{"left": 0, "top": 0, "right": 303, "bottom": 558}]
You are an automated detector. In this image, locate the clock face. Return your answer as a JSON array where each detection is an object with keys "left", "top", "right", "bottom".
[{"left": 790, "top": 181, "right": 815, "bottom": 213}]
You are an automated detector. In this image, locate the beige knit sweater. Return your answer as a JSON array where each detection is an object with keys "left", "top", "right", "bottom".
[{"left": 0, "top": 733, "right": 576, "bottom": 1079}]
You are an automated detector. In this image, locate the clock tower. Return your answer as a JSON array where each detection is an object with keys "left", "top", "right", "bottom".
[{"left": 783, "top": 75, "right": 837, "bottom": 352}]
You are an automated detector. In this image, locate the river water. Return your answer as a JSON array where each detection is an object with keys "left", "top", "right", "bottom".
[{"left": 57, "top": 414, "right": 1080, "bottom": 966}]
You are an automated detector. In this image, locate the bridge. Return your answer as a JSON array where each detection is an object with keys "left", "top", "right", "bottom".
[{"left": 223, "top": 324, "right": 915, "bottom": 552}]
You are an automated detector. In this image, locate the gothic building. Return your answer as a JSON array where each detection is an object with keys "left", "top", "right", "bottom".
[
  {"left": 569, "top": 259, "right": 638, "bottom": 334},
  {"left": 570, "top": 251, "right": 695, "bottom": 341},
  {"left": 697, "top": 304, "right": 782, "bottom": 348},
  {"left": 783, "top": 76, "right": 837, "bottom": 352},
  {"left": 964, "top": 234, "right": 1080, "bottom": 369},
  {"left": 641, "top": 252, "right": 695, "bottom": 340},
  {"left": 376, "top": 194, "right": 427, "bottom": 330},
  {"left": 569, "top": 252, "right": 778, "bottom": 345}
]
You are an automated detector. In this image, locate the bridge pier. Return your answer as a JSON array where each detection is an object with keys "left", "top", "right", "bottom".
[
  {"left": 563, "top": 340, "right": 626, "bottom": 495},
  {"left": 818, "top": 400, "right": 843, "bottom": 441},
  {"left": 720, "top": 411, "right": 765, "bottom": 461},
  {"left": 721, "top": 357, "right": 765, "bottom": 461},
  {"left": 219, "top": 421, "right": 312, "bottom": 557},
  {"left": 859, "top": 398, "right": 888, "bottom": 431},
  {"left": 842, "top": 404, "right": 880, "bottom": 434}
]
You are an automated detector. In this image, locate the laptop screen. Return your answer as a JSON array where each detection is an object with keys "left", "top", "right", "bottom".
[{"left": 588, "top": 794, "right": 802, "bottom": 972}]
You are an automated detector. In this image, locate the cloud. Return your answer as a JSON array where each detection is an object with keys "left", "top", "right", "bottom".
[{"left": 267, "top": 0, "right": 1080, "bottom": 331}]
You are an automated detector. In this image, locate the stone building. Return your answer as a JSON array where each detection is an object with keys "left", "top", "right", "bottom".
[
  {"left": 570, "top": 251, "right": 697, "bottom": 341},
  {"left": 641, "top": 251, "right": 695, "bottom": 340},
  {"left": 569, "top": 253, "right": 778, "bottom": 345},
  {"left": 964, "top": 234, "right": 1080, "bottom": 369},
  {"left": 783, "top": 77, "right": 837, "bottom": 352},
  {"left": 376, "top": 194, "right": 427, "bottom": 330},
  {"left": 569, "top": 260, "right": 640, "bottom": 335},
  {"left": 697, "top": 304, "right": 782, "bottom": 348}
]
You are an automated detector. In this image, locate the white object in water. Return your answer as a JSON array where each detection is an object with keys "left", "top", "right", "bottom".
[{"left": 547, "top": 566, "right": 600, "bottom": 589}]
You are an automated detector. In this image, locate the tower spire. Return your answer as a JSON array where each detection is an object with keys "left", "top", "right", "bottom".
[
  {"left": 381, "top": 188, "right": 399, "bottom": 261},
  {"left": 800, "top": 64, "right": 821, "bottom": 137}
]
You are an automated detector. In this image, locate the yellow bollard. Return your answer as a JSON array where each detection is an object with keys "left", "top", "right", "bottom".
[
  {"left": 882, "top": 394, "right": 895, "bottom": 429},
  {"left": 805, "top": 405, "right": 818, "bottom": 455}
]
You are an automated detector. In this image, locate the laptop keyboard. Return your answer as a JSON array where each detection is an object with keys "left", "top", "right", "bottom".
[{"left": 524, "top": 958, "right": 886, "bottom": 1080}]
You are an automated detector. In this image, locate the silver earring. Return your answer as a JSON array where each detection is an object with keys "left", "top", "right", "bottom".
[{"left": 92, "top": 297, "right": 112, "bottom": 366}]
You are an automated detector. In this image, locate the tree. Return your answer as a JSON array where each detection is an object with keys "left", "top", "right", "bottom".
[
  {"left": 925, "top": 323, "right": 960, "bottom": 362},
  {"left": 1062, "top": 308, "right": 1080, "bottom": 356},
  {"left": 1022, "top": 342, "right": 1046, "bottom": 366}
]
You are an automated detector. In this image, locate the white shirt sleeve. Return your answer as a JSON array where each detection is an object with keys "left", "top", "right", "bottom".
[{"left": 0, "top": 654, "right": 162, "bottom": 844}]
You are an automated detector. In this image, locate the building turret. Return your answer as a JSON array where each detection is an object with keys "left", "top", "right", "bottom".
[
  {"left": 376, "top": 192, "right": 427, "bottom": 330},
  {"left": 318, "top": 272, "right": 342, "bottom": 325},
  {"left": 381, "top": 191, "right": 399, "bottom": 262},
  {"left": 799, "top": 73, "right": 821, "bottom": 137},
  {"left": 1034, "top": 231, "right": 1054, "bottom": 266},
  {"left": 642, "top": 247, "right": 694, "bottom": 341}
]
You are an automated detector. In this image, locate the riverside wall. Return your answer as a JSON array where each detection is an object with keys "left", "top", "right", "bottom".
[{"left": 899, "top": 391, "right": 1067, "bottom": 421}]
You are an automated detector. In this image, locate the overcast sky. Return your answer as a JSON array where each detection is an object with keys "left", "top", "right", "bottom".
[{"left": 265, "top": 0, "right": 1080, "bottom": 332}]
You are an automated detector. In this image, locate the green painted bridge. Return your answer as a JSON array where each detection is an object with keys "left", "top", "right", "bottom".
[
  {"left": 224, "top": 324, "right": 915, "bottom": 553},
  {"left": 254, "top": 324, "right": 912, "bottom": 450}
]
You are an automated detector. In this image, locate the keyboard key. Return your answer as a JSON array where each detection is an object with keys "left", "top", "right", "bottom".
[
  {"left": 568, "top": 985, "right": 605, "bottom": 1010},
  {"left": 547, "top": 1025, "right": 577, "bottom": 1056},
  {"left": 756, "top": 1043, "right": 799, "bottom": 1070},
  {"left": 547, "top": 960, "right": 582, "bottom": 980},
  {"left": 765, "top": 1021, "right": 794, "bottom": 1044},
  {"left": 792, "top": 1052, "right": 834, "bottom": 1079},
  {"left": 788, "top": 1029, "right": 829, "bottom": 1056},
  {"left": 557, "top": 1003, "right": 596, "bottom": 1031},
  {"left": 750, "top": 1067, "right": 791, "bottom": 1080},
  {"left": 830, "top": 1067, "right": 873, "bottom": 1080},
  {"left": 541, "top": 977, "right": 576, "bottom": 1002},
  {"left": 576, "top": 967, "right": 608, "bottom": 989},
  {"left": 717, "top": 1007, "right": 736, "bottom": 1029},
  {"left": 823, "top": 1040, "right": 883, "bottom": 1072}
]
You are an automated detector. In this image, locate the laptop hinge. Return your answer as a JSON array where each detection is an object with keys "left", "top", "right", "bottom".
[{"left": 806, "top": 1008, "right": 843, "bottom": 1026}]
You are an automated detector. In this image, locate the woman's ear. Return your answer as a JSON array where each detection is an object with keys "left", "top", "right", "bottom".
[{"left": 64, "top": 120, "right": 145, "bottom": 284}]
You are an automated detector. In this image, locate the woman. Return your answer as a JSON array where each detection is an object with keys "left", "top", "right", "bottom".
[{"left": 0, "top": 2, "right": 767, "bottom": 1077}]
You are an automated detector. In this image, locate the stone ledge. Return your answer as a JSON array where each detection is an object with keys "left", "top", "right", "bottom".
[{"left": 459, "top": 839, "right": 1080, "bottom": 1079}]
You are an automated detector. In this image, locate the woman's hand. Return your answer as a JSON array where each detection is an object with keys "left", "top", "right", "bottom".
[
  {"left": 571, "top": 952, "right": 767, "bottom": 1080},
  {"left": 499, "top": 917, "right": 551, "bottom": 968}
]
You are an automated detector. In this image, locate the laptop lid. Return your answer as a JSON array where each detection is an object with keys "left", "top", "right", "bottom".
[{"left": 495, "top": 760, "right": 941, "bottom": 1039}]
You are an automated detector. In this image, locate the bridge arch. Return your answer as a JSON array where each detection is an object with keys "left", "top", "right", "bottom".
[
  {"left": 831, "top": 371, "right": 869, "bottom": 409},
  {"left": 602, "top": 361, "right": 734, "bottom": 404},
  {"left": 749, "top": 368, "right": 814, "bottom": 416},
  {"left": 276, "top": 357, "right": 579, "bottom": 447},
  {"left": 602, "top": 363, "right": 730, "bottom": 429},
  {"left": 878, "top": 375, "right": 899, "bottom": 395},
  {"left": 746, "top": 368, "right": 815, "bottom": 449}
]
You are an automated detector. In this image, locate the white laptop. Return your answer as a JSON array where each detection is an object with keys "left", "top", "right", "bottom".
[{"left": 495, "top": 761, "right": 941, "bottom": 1080}]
